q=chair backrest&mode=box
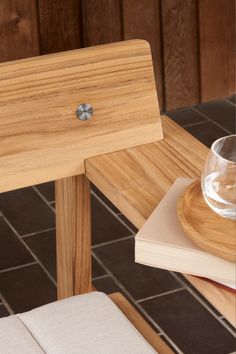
[0,40,162,193]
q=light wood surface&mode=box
[86,115,208,228]
[0,39,162,193]
[86,115,236,326]
[178,180,236,262]
[56,175,92,299]
[109,292,174,354]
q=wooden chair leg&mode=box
[55,174,92,299]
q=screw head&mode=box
[76,103,93,121]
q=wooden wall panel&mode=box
[0,0,234,110]
[122,0,164,109]
[162,0,200,110]
[199,0,235,102]
[81,0,122,46]
[0,0,39,62]
[37,0,82,54]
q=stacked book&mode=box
[135,178,236,292]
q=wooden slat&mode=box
[162,0,199,109]
[0,40,162,193]
[85,115,236,326]
[109,292,174,354]
[56,175,92,299]
[86,116,207,228]
[37,0,82,54]
[122,0,164,109]
[0,0,39,62]
[81,0,122,46]
[199,0,235,101]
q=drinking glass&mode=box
[201,135,236,220]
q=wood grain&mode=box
[56,175,92,299]
[199,0,235,101]
[0,40,162,193]
[109,292,174,354]
[178,180,236,262]
[122,0,164,109]
[37,0,82,54]
[86,115,236,325]
[81,0,122,46]
[0,0,39,62]
[86,115,208,229]
[162,0,199,109]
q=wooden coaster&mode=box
[177,180,236,262]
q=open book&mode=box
[135,178,236,289]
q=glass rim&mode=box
[211,134,236,163]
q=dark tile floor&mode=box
[0,96,235,354]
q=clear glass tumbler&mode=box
[201,135,236,220]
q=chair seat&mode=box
[0,292,156,354]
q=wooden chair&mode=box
[0,40,173,353]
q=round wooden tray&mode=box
[177,180,236,262]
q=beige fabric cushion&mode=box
[0,292,157,353]
[0,316,44,353]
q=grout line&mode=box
[217,317,236,337]
[91,190,135,235]
[21,227,55,239]
[137,287,185,303]
[0,262,37,274]
[0,292,14,315]
[1,213,57,287]
[92,274,109,281]
[170,272,235,335]
[225,98,236,107]
[92,252,183,354]
[182,120,208,128]
[92,235,134,249]
[32,186,55,214]
[191,107,232,134]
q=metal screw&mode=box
[76,103,93,121]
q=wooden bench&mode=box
[86,115,236,327]
[0,39,174,353]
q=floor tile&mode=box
[0,304,10,318]
[0,217,34,270]
[93,276,122,295]
[24,230,106,280]
[194,100,235,133]
[158,335,179,354]
[0,264,56,313]
[94,238,181,300]
[176,273,222,317]
[91,196,131,245]
[117,214,138,233]
[185,121,228,147]
[92,257,107,279]
[92,184,120,214]
[24,230,56,279]
[0,187,55,235]
[35,182,55,202]
[141,290,235,354]
[228,95,236,105]
[167,107,207,126]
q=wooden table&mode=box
[85,115,236,327]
